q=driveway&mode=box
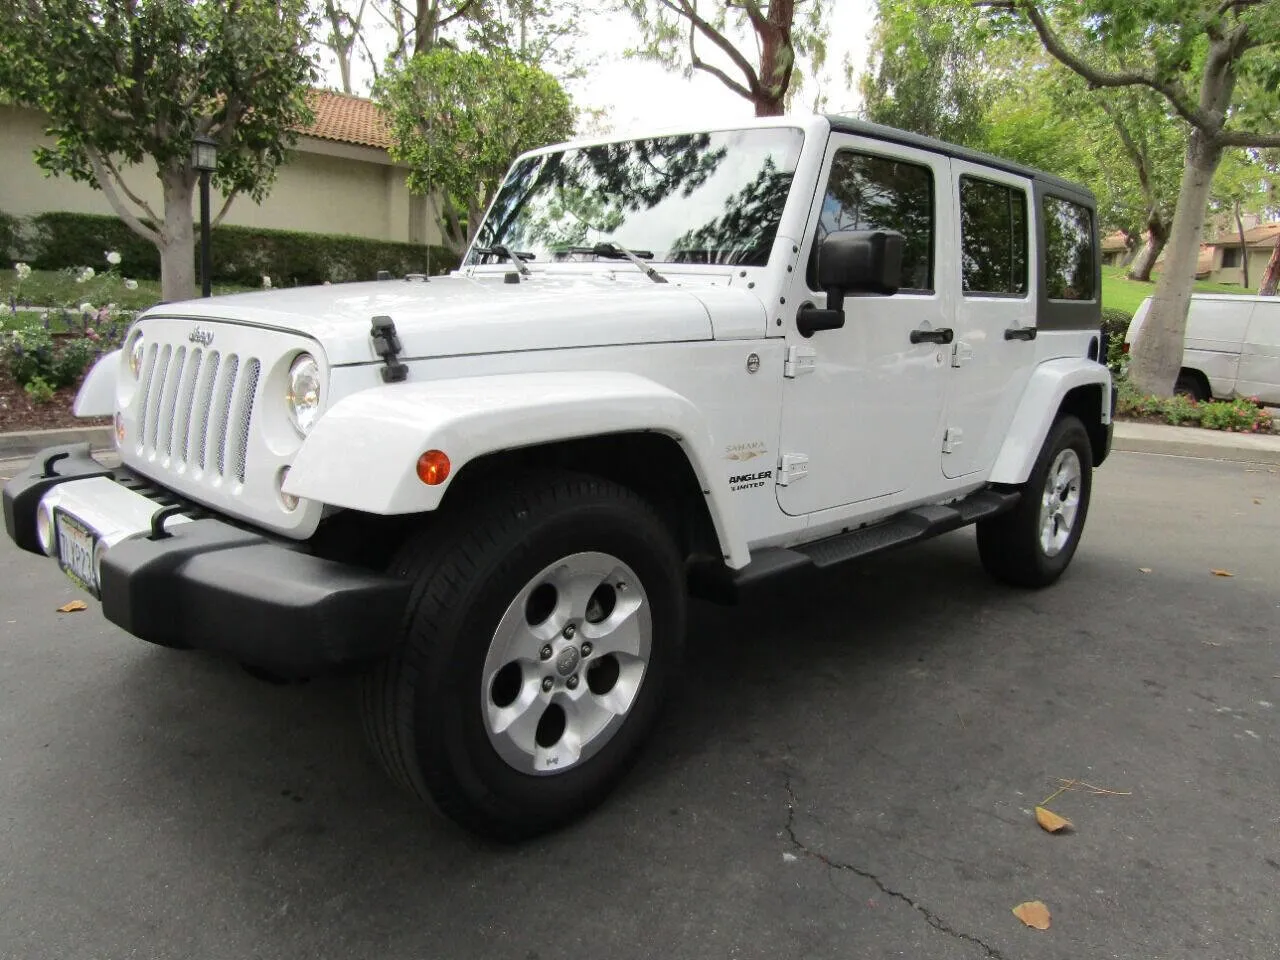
[1,452,1277,959]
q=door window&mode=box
[811,151,934,292]
[960,176,1028,297]
[1042,196,1095,300]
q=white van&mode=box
[1125,294,1280,403]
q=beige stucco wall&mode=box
[0,104,440,246]
[1207,247,1275,290]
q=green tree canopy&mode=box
[0,0,318,301]
[375,47,575,253]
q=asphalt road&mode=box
[1,451,1277,960]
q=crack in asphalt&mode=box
[783,777,1007,960]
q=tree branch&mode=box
[1217,0,1261,15]
[86,148,161,245]
[658,0,761,92]
[100,153,162,224]
[210,185,242,228]
[687,17,753,99]
[977,1,1208,130]
[1218,129,1280,148]
[437,0,477,29]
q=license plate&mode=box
[54,509,100,598]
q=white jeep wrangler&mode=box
[4,115,1114,839]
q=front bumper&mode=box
[4,444,409,676]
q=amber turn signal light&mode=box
[416,450,451,485]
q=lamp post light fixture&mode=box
[191,133,218,298]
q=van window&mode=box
[960,176,1028,296]
[1042,196,1095,300]
[812,151,934,292]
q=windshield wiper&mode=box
[567,242,668,284]
[473,244,533,277]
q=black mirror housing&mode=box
[797,230,905,337]
[816,230,903,297]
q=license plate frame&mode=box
[54,508,101,599]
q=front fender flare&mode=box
[284,370,750,567]
[73,349,121,417]
[989,359,1112,485]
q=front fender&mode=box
[73,349,121,417]
[284,370,750,567]
[989,358,1112,484]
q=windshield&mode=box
[469,127,805,268]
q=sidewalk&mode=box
[1112,421,1280,465]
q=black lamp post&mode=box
[191,133,218,298]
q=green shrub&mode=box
[2,325,57,386]
[1100,307,1132,341]
[11,210,458,287]
[1116,376,1274,433]
[1199,397,1272,433]
[0,211,20,267]
[24,375,55,404]
[1161,393,1201,426]
[1,314,120,389]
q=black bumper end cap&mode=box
[3,443,112,554]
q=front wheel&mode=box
[361,471,685,841]
[977,416,1093,588]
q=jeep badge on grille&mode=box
[189,327,214,346]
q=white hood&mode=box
[145,272,768,365]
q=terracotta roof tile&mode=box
[298,89,392,150]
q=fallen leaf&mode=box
[57,600,87,613]
[1013,901,1051,930]
[1211,569,1234,577]
[1035,806,1072,833]
[1254,498,1263,505]
[1138,567,1152,574]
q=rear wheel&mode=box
[977,416,1093,588]
[1175,371,1209,401]
[361,470,685,841]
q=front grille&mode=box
[135,343,261,484]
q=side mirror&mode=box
[797,230,905,337]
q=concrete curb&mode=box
[1113,421,1280,465]
[0,426,114,461]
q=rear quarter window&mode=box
[1042,196,1095,301]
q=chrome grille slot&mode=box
[157,346,187,458]
[211,354,240,479]
[134,343,159,448]
[194,351,221,471]
[145,344,172,453]
[174,349,203,466]
[230,359,260,484]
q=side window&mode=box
[1042,196,1095,300]
[960,176,1028,296]
[812,150,934,292]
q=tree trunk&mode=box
[1126,224,1167,283]
[1260,237,1280,297]
[1128,130,1223,396]
[337,46,354,94]
[755,0,794,117]
[159,168,196,302]
[1234,200,1249,289]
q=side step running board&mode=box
[688,488,1019,604]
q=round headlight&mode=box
[286,353,322,436]
[128,334,146,379]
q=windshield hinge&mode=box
[777,453,809,486]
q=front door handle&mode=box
[910,327,954,345]
[1004,326,1038,341]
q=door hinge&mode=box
[942,427,964,454]
[777,453,809,485]
[783,345,816,378]
[951,341,974,367]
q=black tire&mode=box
[1174,371,1208,401]
[977,416,1093,588]
[361,470,685,841]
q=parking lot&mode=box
[2,450,1277,960]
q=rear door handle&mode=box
[1004,326,1037,341]
[910,327,954,345]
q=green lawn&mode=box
[1101,266,1252,316]
[1,268,252,322]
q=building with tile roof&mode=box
[0,91,441,248]
[1202,221,1280,290]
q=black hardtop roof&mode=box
[826,115,1094,202]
